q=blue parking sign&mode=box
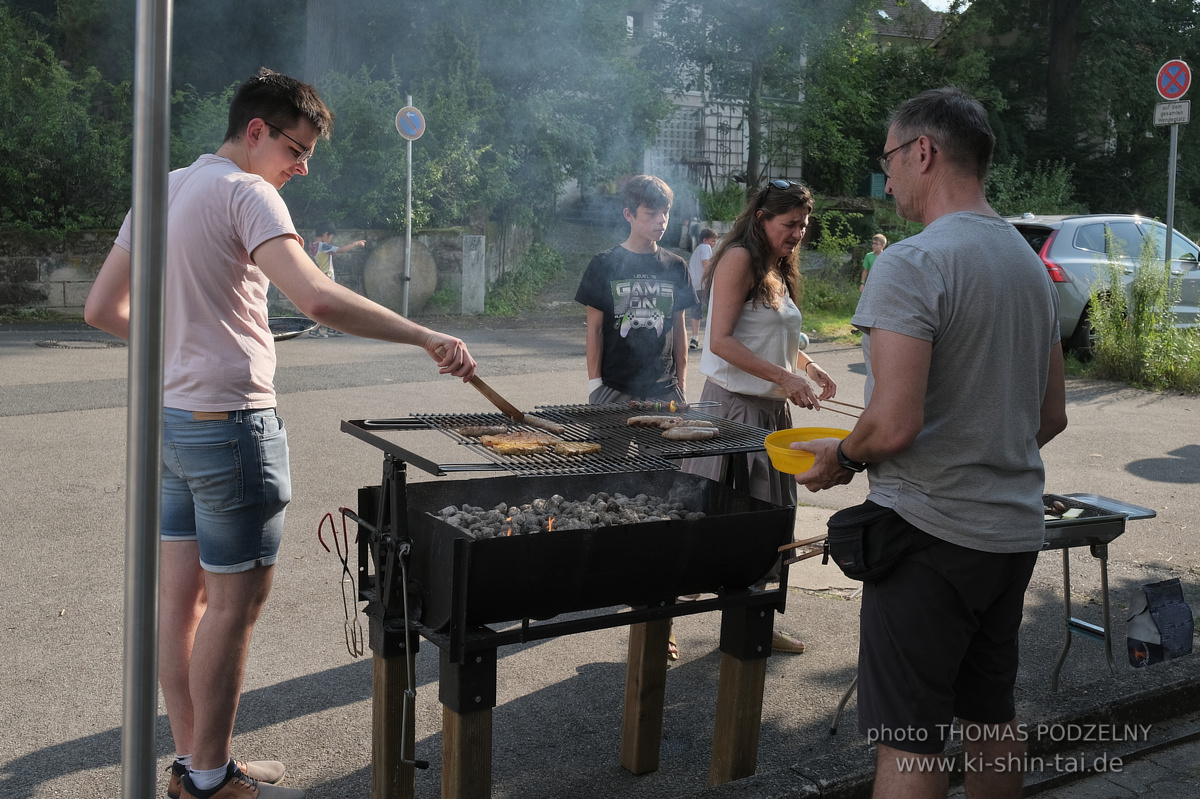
[395,106,426,140]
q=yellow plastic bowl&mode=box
[764,427,852,474]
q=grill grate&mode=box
[346,403,773,477]
[528,403,772,458]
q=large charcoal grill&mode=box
[341,403,793,798]
[364,469,789,637]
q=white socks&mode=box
[190,759,232,791]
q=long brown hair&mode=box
[703,180,812,309]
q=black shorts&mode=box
[857,533,1038,754]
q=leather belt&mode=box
[192,411,232,421]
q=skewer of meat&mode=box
[626,400,720,413]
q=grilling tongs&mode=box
[438,346,525,422]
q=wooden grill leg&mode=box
[439,648,497,799]
[708,604,772,786]
[708,652,767,786]
[620,618,672,774]
[442,706,492,799]
[372,649,417,799]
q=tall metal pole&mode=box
[403,93,413,317]
[1165,123,1179,265]
[123,0,171,797]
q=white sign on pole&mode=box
[1156,62,1188,264]
[1154,101,1190,126]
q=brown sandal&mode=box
[667,631,680,661]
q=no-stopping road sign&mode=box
[1157,60,1191,101]
[395,106,426,140]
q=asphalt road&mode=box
[1,319,1197,799]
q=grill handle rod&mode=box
[396,542,429,770]
[340,508,430,770]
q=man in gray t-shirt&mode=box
[796,88,1067,798]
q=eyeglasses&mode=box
[264,121,313,164]
[876,137,920,177]
[757,178,798,209]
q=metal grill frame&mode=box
[342,403,775,477]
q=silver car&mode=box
[1006,214,1200,358]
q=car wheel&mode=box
[1066,308,1096,361]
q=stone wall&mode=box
[3,224,534,317]
[0,231,111,314]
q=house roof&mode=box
[873,0,947,44]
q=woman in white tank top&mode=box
[682,179,837,655]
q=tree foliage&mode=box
[0,5,131,231]
[2,0,1198,240]
[937,0,1200,234]
[1,0,668,234]
[644,0,872,190]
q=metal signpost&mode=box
[395,101,426,317]
[1155,59,1191,264]
[125,1,171,797]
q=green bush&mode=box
[800,267,859,314]
[986,160,1086,217]
[1089,231,1200,393]
[0,6,132,232]
[697,183,747,222]
[812,209,862,258]
[868,200,924,246]
[484,243,565,316]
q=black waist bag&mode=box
[825,500,938,582]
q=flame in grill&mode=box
[505,516,512,537]
[547,516,554,532]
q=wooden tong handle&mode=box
[436,345,524,421]
[778,534,828,553]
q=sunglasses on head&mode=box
[757,178,798,209]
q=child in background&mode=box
[687,227,718,350]
[574,175,698,409]
[859,233,886,292]
[309,221,366,336]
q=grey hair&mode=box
[888,87,995,181]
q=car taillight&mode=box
[1039,230,1070,282]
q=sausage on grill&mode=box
[523,415,566,435]
[662,426,719,441]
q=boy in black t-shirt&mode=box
[575,175,698,404]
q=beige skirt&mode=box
[680,380,797,507]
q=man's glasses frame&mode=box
[876,137,921,178]
[264,121,313,164]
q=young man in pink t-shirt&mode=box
[85,69,476,799]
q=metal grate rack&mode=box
[343,403,773,477]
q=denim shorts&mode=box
[161,407,292,573]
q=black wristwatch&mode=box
[836,441,868,473]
